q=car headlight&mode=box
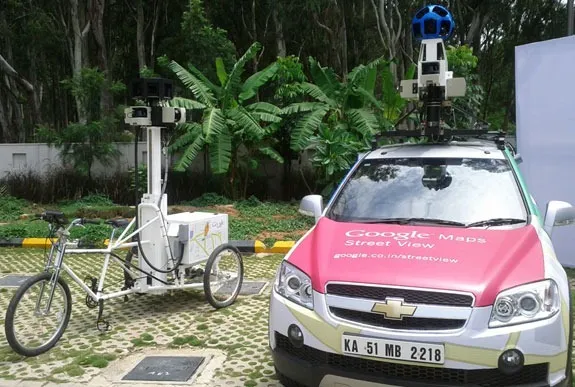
[489,279,560,328]
[274,260,314,310]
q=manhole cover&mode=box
[122,356,205,382]
[217,281,267,296]
[0,275,31,287]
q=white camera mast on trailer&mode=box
[3,78,245,357]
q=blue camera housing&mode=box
[411,4,455,41]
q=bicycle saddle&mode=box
[105,218,131,228]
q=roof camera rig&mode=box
[124,78,186,128]
[374,4,506,150]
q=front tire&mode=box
[5,272,72,357]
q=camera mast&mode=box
[373,5,505,149]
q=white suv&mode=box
[268,139,575,387]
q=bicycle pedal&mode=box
[97,319,111,332]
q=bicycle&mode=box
[4,209,244,357]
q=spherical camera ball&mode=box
[411,4,454,41]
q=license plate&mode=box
[341,334,445,365]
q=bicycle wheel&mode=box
[4,272,72,357]
[203,244,244,309]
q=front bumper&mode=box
[268,289,571,387]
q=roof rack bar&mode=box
[375,129,491,139]
[371,129,508,150]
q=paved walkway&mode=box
[0,249,283,386]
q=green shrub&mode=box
[184,192,234,207]
[0,195,29,222]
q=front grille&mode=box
[275,333,548,386]
[326,283,474,307]
[330,307,466,330]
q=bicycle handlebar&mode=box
[33,212,102,227]
[81,218,102,225]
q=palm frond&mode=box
[298,82,336,106]
[229,107,266,139]
[290,107,328,151]
[281,102,325,116]
[405,63,417,80]
[209,125,232,174]
[247,102,283,115]
[225,42,262,97]
[259,147,284,163]
[309,57,339,98]
[186,61,222,95]
[168,60,216,107]
[381,63,406,119]
[202,108,227,142]
[169,97,206,110]
[250,112,282,123]
[173,132,206,171]
[215,57,228,86]
[239,62,280,103]
[169,122,202,152]
[347,109,379,137]
[348,56,387,85]
[354,86,383,111]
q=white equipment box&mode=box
[166,212,229,266]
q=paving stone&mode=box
[0,249,285,387]
[0,274,32,287]
[0,380,22,387]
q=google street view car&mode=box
[268,5,575,387]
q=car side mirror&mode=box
[544,200,575,236]
[299,195,323,223]
[514,153,523,164]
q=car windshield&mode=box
[327,157,528,225]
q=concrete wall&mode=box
[0,141,308,182]
[0,142,147,177]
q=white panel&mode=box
[516,35,575,267]
[11,153,27,169]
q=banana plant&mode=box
[166,42,283,176]
[281,56,389,195]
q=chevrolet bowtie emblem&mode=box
[371,298,417,320]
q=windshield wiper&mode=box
[354,218,467,227]
[465,218,526,228]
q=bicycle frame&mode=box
[43,202,217,307]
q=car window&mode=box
[327,157,528,224]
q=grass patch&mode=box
[0,193,313,242]
[0,346,24,363]
[52,364,85,377]
[75,353,116,368]
[170,335,204,347]
[131,333,156,347]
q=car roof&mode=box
[362,140,507,161]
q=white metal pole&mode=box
[147,126,163,196]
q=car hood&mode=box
[287,217,545,307]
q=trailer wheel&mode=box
[203,244,244,309]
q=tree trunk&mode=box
[149,0,161,68]
[340,0,348,78]
[70,0,90,124]
[251,0,258,72]
[89,0,112,116]
[0,96,11,142]
[136,0,146,71]
[0,54,41,139]
[272,0,286,57]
